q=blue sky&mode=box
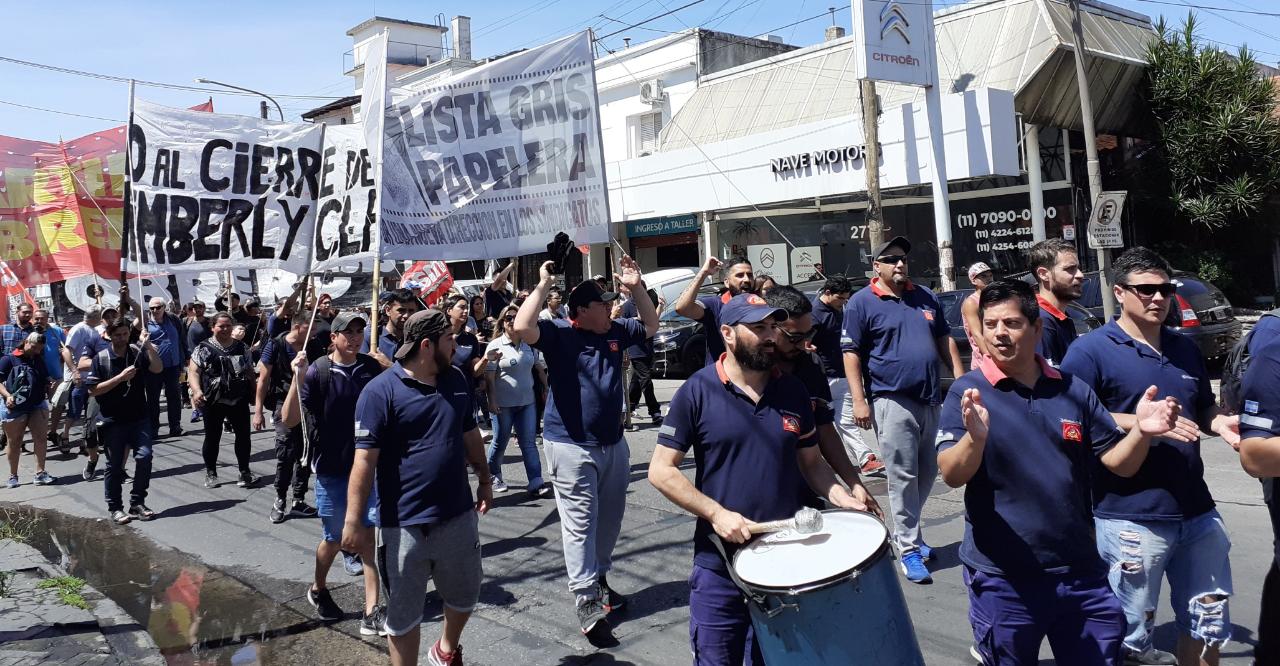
[2,0,1278,142]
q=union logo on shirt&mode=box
[609,340,620,352]
[922,308,935,321]
[782,415,801,433]
[1061,420,1083,442]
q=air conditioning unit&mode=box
[639,79,665,104]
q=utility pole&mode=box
[860,79,884,261]
[1069,0,1115,319]
[259,100,268,119]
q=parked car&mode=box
[937,288,1101,374]
[1075,270,1241,361]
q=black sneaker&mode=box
[307,586,343,621]
[291,500,318,517]
[128,504,156,521]
[81,458,97,481]
[599,575,627,613]
[269,499,286,524]
[168,427,184,438]
[237,472,256,488]
[575,596,608,635]
[204,472,219,488]
[359,605,387,636]
[650,414,663,426]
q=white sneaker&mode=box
[491,479,509,493]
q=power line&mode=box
[0,99,123,123]
[596,0,709,41]
[0,55,343,101]
[1129,0,1280,16]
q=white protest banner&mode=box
[126,100,324,274]
[377,31,609,260]
[313,124,377,271]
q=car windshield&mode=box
[660,308,692,322]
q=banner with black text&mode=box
[126,100,324,274]
[313,123,377,271]
[377,31,609,260]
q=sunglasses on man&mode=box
[1120,283,1176,298]
[876,255,908,264]
[780,328,817,343]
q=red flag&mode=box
[401,260,454,307]
[0,260,35,323]
[0,101,214,286]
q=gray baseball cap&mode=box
[331,311,367,333]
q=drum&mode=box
[731,510,924,665]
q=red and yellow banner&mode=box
[0,100,212,286]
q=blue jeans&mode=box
[101,419,153,512]
[1095,510,1233,652]
[486,402,542,488]
[145,365,182,432]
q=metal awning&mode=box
[658,0,1155,151]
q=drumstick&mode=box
[747,507,824,535]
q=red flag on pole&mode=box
[401,261,454,307]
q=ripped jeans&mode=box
[1095,510,1233,654]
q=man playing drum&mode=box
[648,293,863,664]
[935,280,1182,665]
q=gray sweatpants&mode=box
[872,393,940,554]
[544,436,629,598]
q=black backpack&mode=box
[300,353,375,468]
[1219,308,1280,413]
[199,341,254,406]
[4,359,37,411]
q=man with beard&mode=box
[513,255,658,638]
[649,293,866,663]
[842,236,963,584]
[0,303,35,357]
[1027,238,1085,368]
[675,256,755,365]
[765,286,881,516]
[937,279,1180,665]
[361,289,419,368]
[344,309,492,666]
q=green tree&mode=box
[1140,14,1280,229]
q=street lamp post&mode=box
[194,78,285,121]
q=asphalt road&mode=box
[2,378,1271,665]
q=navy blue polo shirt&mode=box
[620,300,652,359]
[1062,321,1215,520]
[840,279,950,404]
[1248,313,1280,355]
[698,293,731,365]
[535,317,647,445]
[937,357,1124,577]
[1238,337,1280,562]
[789,352,835,427]
[810,297,845,378]
[302,354,383,477]
[1036,295,1078,368]
[658,357,817,571]
[353,363,477,528]
[359,328,401,360]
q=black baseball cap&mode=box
[393,309,451,360]
[871,236,911,261]
[567,280,619,316]
[331,311,367,333]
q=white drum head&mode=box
[733,510,888,589]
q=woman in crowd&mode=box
[469,294,493,342]
[188,313,257,489]
[540,287,568,321]
[1,332,53,487]
[483,304,550,497]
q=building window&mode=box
[630,111,663,157]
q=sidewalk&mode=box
[0,537,161,666]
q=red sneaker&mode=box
[428,640,463,666]
[860,454,886,476]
